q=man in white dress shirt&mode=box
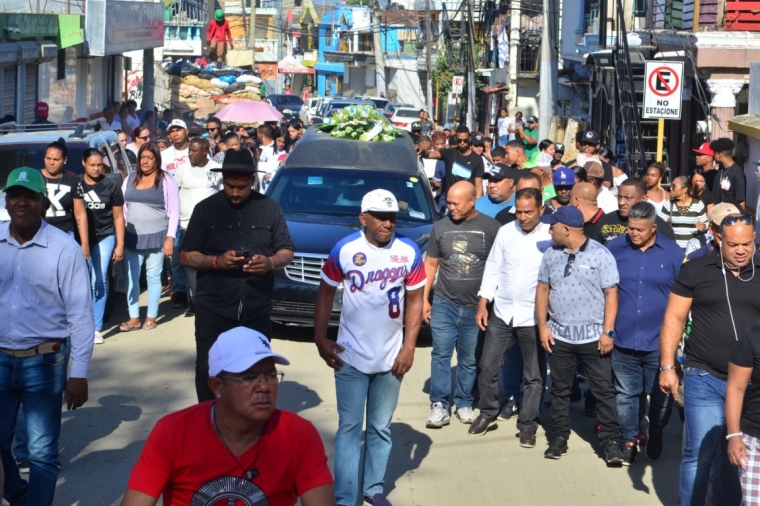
[468,188,553,447]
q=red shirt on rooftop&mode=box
[207,19,233,45]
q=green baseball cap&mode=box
[215,9,224,21]
[5,167,46,195]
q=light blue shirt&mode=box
[475,194,515,218]
[0,220,94,378]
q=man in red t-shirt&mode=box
[206,9,234,68]
[120,327,335,506]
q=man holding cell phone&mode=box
[181,149,295,402]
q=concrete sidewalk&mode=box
[49,293,680,505]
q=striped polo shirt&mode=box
[658,198,708,249]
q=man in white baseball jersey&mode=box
[314,189,426,506]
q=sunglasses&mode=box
[564,253,576,278]
[456,138,470,144]
[722,215,753,227]
[137,135,151,141]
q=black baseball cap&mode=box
[526,116,538,124]
[484,163,517,181]
[554,143,565,153]
[582,130,601,145]
[472,134,486,146]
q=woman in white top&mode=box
[496,108,514,147]
[127,126,151,158]
[643,162,670,214]
[658,176,708,250]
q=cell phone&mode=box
[235,250,250,259]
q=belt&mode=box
[0,339,65,358]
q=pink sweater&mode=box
[121,171,181,239]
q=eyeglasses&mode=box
[722,215,753,227]
[456,138,470,144]
[221,371,284,387]
[564,253,576,278]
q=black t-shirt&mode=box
[495,203,552,225]
[697,188,714,208]
[78,174,125,242]
[712,163,746,207]
[41,171,84,233]
[592,211,676,245]
[181,191,295,320]
[426,213,501,308]
[671,251,760,380]
[583,208,606,238]
[730,326,760,438]
[437,148,485,194]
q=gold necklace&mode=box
[212,403,264,481]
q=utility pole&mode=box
[425,0,434,119]
[538,0,557,139]
[142,49,154,115]
[249,0,257,69]
[373,8,387,97]
[465,0,477,131]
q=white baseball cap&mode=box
[208,327,290,377]
[168,119,187,130]
[361,189,399,213]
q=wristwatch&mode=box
[603,330,616,339]
[660,365,676,372]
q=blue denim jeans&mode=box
[170,227,187,294]
[498,135,510,147]
[0,340,70,506]
[88,235,115,331]
[611,347,673,444]
[680,367,741,506]
[334,363,402,506]
[126,247,164,319]
[12,408,28,462]
[429,295,480,411]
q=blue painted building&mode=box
[314,7,352,97]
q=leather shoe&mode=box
[519,428,537,448]
[544,437,568,459]
[467,415,496,437]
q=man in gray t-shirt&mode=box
[422,182,500,428]
[535,205,624,466]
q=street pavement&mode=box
[50,291,681,505]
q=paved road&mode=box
[50,292,681,505]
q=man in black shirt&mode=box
[660,214,760,506]
[419,125,485,199]
[709,137,746,209]
[593,177,676,244]
[181,149,295,402]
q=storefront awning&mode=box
[728,114,760,139]
[278,54,315,74]
[314,62,344,73]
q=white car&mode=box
[300,97,320,125]
[389,107,421,132]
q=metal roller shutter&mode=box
[348,66,366,94]
[24,64,38,123]
[2,67,16,118]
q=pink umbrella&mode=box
[215,100,282,124]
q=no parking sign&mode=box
[643,61,684,120]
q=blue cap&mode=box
[552,166,575,186]
[541,205,584,228]
[443,123,453,131]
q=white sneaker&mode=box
[426,402,450,428]
[456,406,476,424]
[94,331,104,345]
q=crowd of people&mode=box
[3,95,760,506]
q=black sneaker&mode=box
[172,292,188,309]
[16,460,30,474]
[185,302,196,317]
[646,427,664,462]
[497,396,519,421]
[622,442,638,466]
[604,440,625,466]
[544,437,568,459]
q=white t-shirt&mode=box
[173,160,222,229]
[321,230,427,374]
[597,186,619,214]
[101,120,120,131]
[497,117,514,139]
[161,146,190,175]
[126,114,141,132]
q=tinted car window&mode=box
[270,95,305,107]
[0,143,87,191]
[269,168,433,223]
[396,109,420,119]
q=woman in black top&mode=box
[727,326,760,502]
[40,138,89,259]
[79,149,125,343]
[691,167,715,215]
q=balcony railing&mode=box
[166,0,207,25]
[519,32,540,75]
